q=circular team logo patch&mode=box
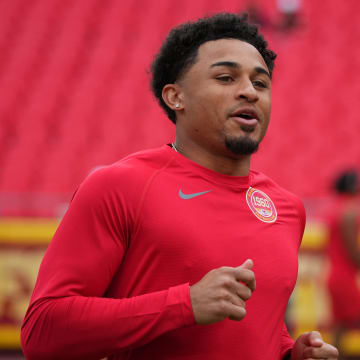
[246,187,277,223]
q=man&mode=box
[327,170,360,358]
[21,13,338,360]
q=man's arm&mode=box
[21,167,257,360]
[21,168,195,359]
[281,323,294,359]
[22,284,193,360]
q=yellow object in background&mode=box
[301,222,328,251]
[0,217,52,350]
[0,217,58,245]
[0,325,21,349]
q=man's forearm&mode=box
[21,284,194,360]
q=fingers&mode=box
[227,304,246,321]
[218,274,252,304]
[220,287,247,308]
[302,342,339,359]
[235,282,252,301]
[299,331,339,359]
[239,258,254,270]
[234,260,256,292]
[189,261,256,325]
[301,331,324,348]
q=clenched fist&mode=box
[189,259,256,325]
[291,331,339,360]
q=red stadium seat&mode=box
[1,0,360,209]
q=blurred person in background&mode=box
[21,13,338,360]
[327,170,360,359]
[276,0,302,31]
[245,0,272,28]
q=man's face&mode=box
[176,39,272,156]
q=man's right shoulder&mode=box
[77,146,171,196]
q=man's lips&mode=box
[228,107,259,127]
[229,116,258,127]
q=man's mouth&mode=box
[229,110,258,128]
[230,108,259,121]
[236,113,254,120]
[228,106,259,131]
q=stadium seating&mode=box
[0,0,360,213]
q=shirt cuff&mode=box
[168,283,195,327]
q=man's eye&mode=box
[217,76,234,83]
[253,80,267,88]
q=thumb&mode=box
[301,331,324,348]
[308,331,324,347]
[239,259,254,270]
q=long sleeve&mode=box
[280,322,294,359]
[21,166,195,360]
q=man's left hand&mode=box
[291,331,339,359]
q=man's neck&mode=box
[173,138,251,177]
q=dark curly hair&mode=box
[151,12,277,123]
[335,170,359,194]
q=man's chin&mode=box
[224,136,259,155]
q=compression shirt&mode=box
[21,145,306,360]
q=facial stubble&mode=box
[224,135,259,155]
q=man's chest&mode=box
[120,175,300,298]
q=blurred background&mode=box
[0,0,360,358]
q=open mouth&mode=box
[230,110,258,130]
[230,108,258,121]
[236,113,254,120]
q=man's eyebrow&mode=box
[210,61,271,79]
[255,66,271,79]
[210,61,239,69]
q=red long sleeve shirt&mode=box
[21,145,305,359]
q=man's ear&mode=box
[162,84,184,111]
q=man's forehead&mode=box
[196,38,267,70]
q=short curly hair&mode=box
[150,12,277,123]
[335,170,359,194]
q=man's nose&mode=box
[235,79,259,102]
